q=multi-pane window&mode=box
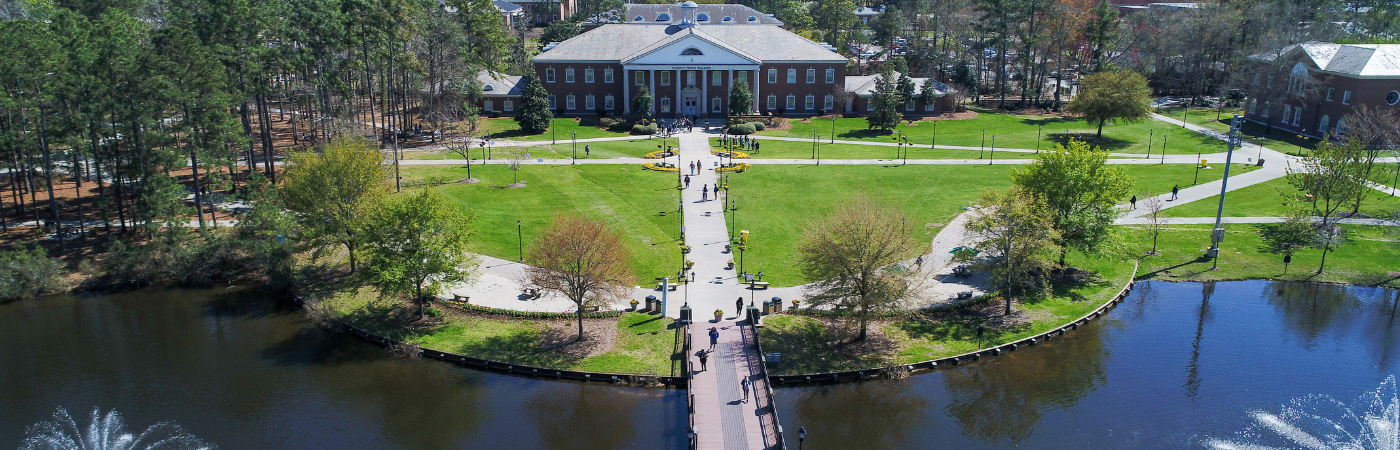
[905,100,915,111]
[504,100,513,111]
[825,69,835,83]
[1248,99,1256,114]
[1326,88,1335,101]
[787,69,797,83]
[1293,107,1301,125]
[1343,91,1352,105]
[768,69,777,83]
[635,71,645,85]
[925,100,935,111]
[804,95,814,109]
[585,95,595,110]
[546,68,556,82]
[604,68,614,83]
[585,68,595,83]
[806,69,816,83]
[712,97,721,112]
[738,72,747,84]
[566,95,576,109]
[605,95,615,110]
[565,68,575,82]
[661,97,671,112]
[712,71,722,86]
[823,95,834,110]
[548,95,557,109]
[1282,104,1291,122]
[686,71,695,86]
[661,71,671,86]
[767,95,776,109]
[484,100,494,111]
[785,95,796,109]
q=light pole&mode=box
[831,114,836,143]
[1146,129,1154,159]
[1207,115,1242,270]
[815,136,821,166]
[517,220,523,262]
[811,131,817,159]
[902,136,908,165]
[931,120,937,150]
[1160,132,1167,164]
[988,135,995,165]
[979,130,986,158]
[571,131,577,164]
[1036,124,1042,153]
[1193,151,1202,185]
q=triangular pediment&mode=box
[622,28,760,65]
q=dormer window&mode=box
[657,13,670,21]
[634,15,643,21]
[748,16,757,22]
[483,84,494,92]
[723,16,732,22]
[681,47,703,56]
[697,13,709,21]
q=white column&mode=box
[701,70,708,118]
[753,68,761,114]
[676,70,682,118]
[649,69,656,117]
[623,67,631,115]
[727,69,734,117]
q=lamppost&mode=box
[1207,115,1242,270]
[892,130,902,160]
[552,122,556,144]
[517,220,523,262]
[1146,129,1154,159]
[979,130,986,158]
[988,135,995,165]
[1160,132,1167,164]
[1194,151,1202,185]
[831,113,837,143]
[815,136,822,166]
[571,131,577,164]
[931,120,937,149]
[798,427,807,450]
[1036,124,1042,153]
[902,135,909,165]
[811,130,817,159]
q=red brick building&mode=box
[525,1,952,120]
[1243,41,1400,139]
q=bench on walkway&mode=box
[748,281,770,290]
[655,282,678,291]
[447,295,470,307]
[952,265,971,278]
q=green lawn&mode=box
[757,108,1228,155]
[713,137,987,160]
[1156,106,1322,155]
[1161,176,1400,218]
[480,117,634,141]
[759,253,1136,375]
[323,289,679,375]
[405,138,666,160]
[726,163,1254,287]
[398,164,684,282]
[1123,223,1400,288]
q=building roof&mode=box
[844,72,948,97]
[854,6,882,16]
[477,71,523,96]
[623,3,783,25]
[1270,41,1400,78]
[492,0,523,13]
[534,23,846,63]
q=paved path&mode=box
[676,129,781,450]
[399,155,1217,166]
[436,254,662,312]
[1115,216,1398,226]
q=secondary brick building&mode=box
[527,1,952,120]
[1242,41,1400,139]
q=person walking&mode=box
[702,185,709,201]
[584,144,590,158]
[741,377,750,403]
[708,327,719,350]
[689,161,695,175]
[1171,185,1180,201]
[1129,194,1137,210]
[697,349,709,371]
[736,297,744,316]
[684,175,691,188]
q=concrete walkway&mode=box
[1115,216,1398,226]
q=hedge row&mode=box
[783,291,999,320]
[445,301,623,319]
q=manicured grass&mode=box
[404,138,665,160]
[757,108,1228,155]
[1157,106,1323,154]
[481,117,634,141]
[1122,223,1400,288]
[759,253,1136,375]
[1161,176,1400,218]
[725,163,1254,286]
[323,289,679,375]
[711,137,987,160]
[398,164,684,282]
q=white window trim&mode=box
[503,100,513,112]
[787,69,797,83]
[566,95,576,110]
[1343,90,1352,105]
[1326,88,1334,101]
[823,95,834,110]
[661,71,671,86]
[548,95,557,109]
[605,95,615,110]
[825,69,836,83]
[686,71,695,87]
[806,69,816,83]
[925,100,935,112]
[585,68,595,83]
[712,71,722,86]
[768,69,777,83]
[1292,107,1301,126]
[634,71,645,86]
[565,68,575,83]
[661,97,671,112]
[546,68,556,83]
[804,95,814,110]
[585,94,595,110]
[484,100,494,111]
[785,95,796,109]
[712,97,721,112]
[905,100,915,111]
[604,68,614,83]
[767,95,776,109]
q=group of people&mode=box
[1127,185,1181,210]
[720,134,760,153]
[661,117,697,135]
[695,326,754,404]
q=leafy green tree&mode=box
[0,245,68,301]
[633,85,653,118]
[539,18,580,49]
[281,137,388,273]
[920,78,940,109]
[1011,139,1133,265]
[1065,70,1152,139]
[1256,211,1313,274]
[363,189,479,318]
[1082,0,1121,73]
[963,188,1059,315]
[797,196,922,340]
[811,0,864,57]
[866,71,903,131]
[516,75,553,134]
[729,78,753,117]
[897,73,916,104]
[870,6,905,46]
[1287,138,1369,274]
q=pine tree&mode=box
[729,78,753,117]
[516,75,553,134]
[866,72,903,131]
[633,86,653,118]
[1083,1,1121,73]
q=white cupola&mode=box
[679,1,698,28]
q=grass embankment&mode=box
[480,118,633,141]
[1155,106,1323,155]
[726,164,1254,287]
[405,138,666,160]
[757,108,1228,155]
[713,137,987,160]
[321,287,678,375]
[759,254,1136,375]
[1121,224,1400,287]
[398,165,683,282]
[1161,176,1400,218]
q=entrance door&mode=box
[684,97,698,116]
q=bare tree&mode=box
[963,188,1059,316]
[444,138,479,183]
[797,195,924,341]
[1142,195,1164,256]
[1287,138,1368,274]
[520,214,637,341]
[1336,105,1400,213]
[505,147,527,186]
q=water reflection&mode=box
[941,321,1109,445]
[1184,281,1216,399]
[782,379,929,449]
[1266,282,1363,347]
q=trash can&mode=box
[762,300,773,314]
[771,297,783,312]
[645,295,658,312]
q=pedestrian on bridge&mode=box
[709,327,719,350]
[736,298,744,316]
[685,175,691,188]
[741,378,750,403]
[697,349,709,371]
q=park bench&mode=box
[655,282,678,291]
[749,281,771,290]
[952,265,971,278]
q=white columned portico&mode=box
[701,70,708,118]
[623,69,631,114]
[649,69,656,116]
[753,69,760,114]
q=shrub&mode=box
[0,246,67,301]
[425,307,444,317]
[749,121,766,131]
[727,122,756,135]
[772,117,788,129]
[631,123,658,135]
[607,119,633,132]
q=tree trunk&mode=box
[577,308,585,341]
[1097,119,1106,139]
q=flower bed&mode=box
[711,149,750,159]
[643,150,676,159]
[643,162,679,172]
[716,163,750,173]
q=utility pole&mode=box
[1206,115,1242,270]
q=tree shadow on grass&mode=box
[760,316,896,375]
[836,128,897,140]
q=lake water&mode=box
[3,281,1397,449]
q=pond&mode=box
[0,289,687,449]
[773,280,1400,449]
